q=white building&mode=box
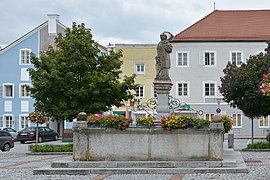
[170,10,270,137]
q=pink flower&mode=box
[166,128,170,131]
[193,126,197,129]
[97,114,102,120]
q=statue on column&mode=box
[155,32,173,81]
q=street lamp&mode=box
[212,97,223,122]
[216,97,222,114]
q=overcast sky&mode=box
[1,0,270,47]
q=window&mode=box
[135,64,145,75]
[20,49,31,65]
[19,83,30,98]
[3,84,14,98]
[151,85,157,98]
[3,115,14,128]
[177,52,189,67]
[232,113,242,128]
[231,51,243,66]
[20,115,29,129]
[205,113,214,121]
[204,82,215,97]
[21,68,30,81]
[177,82,189,97]
[204,52,215,66]
[135,85,144,98]
[259,116,269,128]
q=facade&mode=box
[170,10,270,137]
[0,15,108,134]
[0,14,66,132]
[114,44,157,119]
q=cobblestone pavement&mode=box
[0,139,269,180]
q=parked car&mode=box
[17,127,59,144]
[0,130,15,151]
[2,128,17,140]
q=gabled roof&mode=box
[0,21,66,54]
[172,10,270,42]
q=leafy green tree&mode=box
[28,22,138,121]
[219,42,270,142]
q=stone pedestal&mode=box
[73,127,224,161]
[209,122,224,160]
[153,79,173,117]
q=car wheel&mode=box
[54,135,58,141]
[20,141,25,144]
[38,136,43,143]
[3,143,10,151]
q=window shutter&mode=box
[199,52,204,65]
[0,116,3,127]
[0,85,2,98]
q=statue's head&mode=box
[160,33,167,40]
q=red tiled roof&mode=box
[172,10,270,42]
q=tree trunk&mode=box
[36,123,39,145]
[251,118,254,144]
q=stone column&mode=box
[154,79,173,118]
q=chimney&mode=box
[47,14,59,35]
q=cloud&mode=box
[1,0,270,47]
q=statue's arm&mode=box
[165,43,173,53]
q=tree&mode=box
[219,42,270,143]
[28,22,138,121]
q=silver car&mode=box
[0,130,15,151]
[2,128,17,140]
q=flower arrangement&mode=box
[159,115,210,130]
[136,116,155,127]
[260,68,270,96]
[28,111,48,124]
[87,114,132,130]
[220,115,233,133]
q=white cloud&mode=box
[1,0,270,47]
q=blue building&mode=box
[0,14,66,132]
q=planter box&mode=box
[73,121,224,161]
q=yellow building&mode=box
[113,44,157,118]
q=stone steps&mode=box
[33,149,248,175]
[51,160,236,168]
[34,166,248,175]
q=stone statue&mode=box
[155,33,173,80]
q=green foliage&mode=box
[30,144,73,152]
[219,42,270,119]
[87,114,132,130]
[221,115,233,133]
[28,22,138,121]
[247,141,270,149]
